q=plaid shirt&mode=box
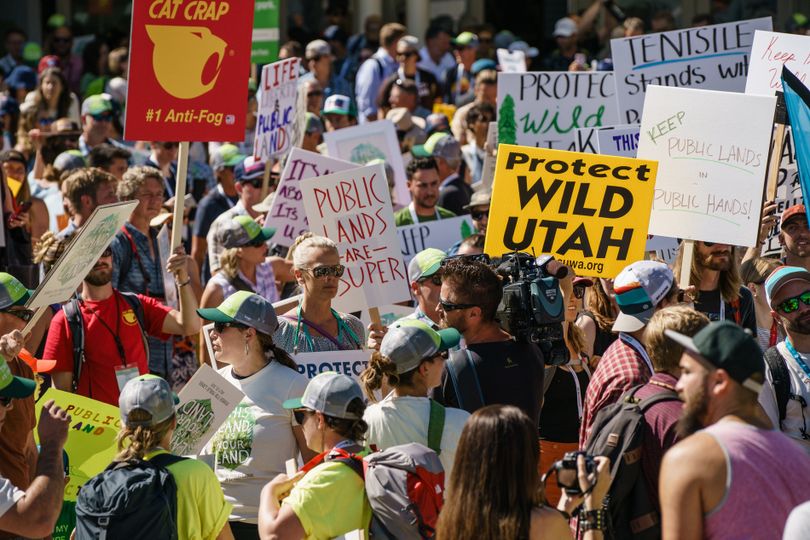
[579,334,653,447]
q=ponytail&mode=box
[360,351,399,402]
[115,410,174,462]
[257,332,299,371]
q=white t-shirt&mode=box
[759,342,810,453]
[208,360,308,523]
[363,394,470,478]
[0,476,23,518]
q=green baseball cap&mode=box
[81,94,113,116]
[0,273,32,311]
[411,132,459,160]
[452,31,479,48]
[0,355,36,398]
[380,320,460,374]
[408,248,446,283]
[197,290,279,335]
[211,144,245,170]
[283,371,364,420]
[217,215,276,249]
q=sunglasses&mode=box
[304,265,346,278]
[419,273,442,286]
[439,297,477,312]
[0,396,12,408]
[573,285,586,299]
[6,308,33,322]
[293,408,312,425]
[777,290,810,314]
[213,321,248,333]
[471,210,489,221]
[307,90,324,98]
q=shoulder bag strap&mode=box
[64,299,85,394]
[764,346,792,425]
[445,349,485,412]
[120,292,150,366]
[427,399,445,455]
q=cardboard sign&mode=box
[398,215,474,263]
[763,126,802,256]
[323,120,409,207]
[300,163,411,311]
[35,389,121,502]
[253,57,300,160]
[497,72,619,151]
[746,30,810,95]
[125,0,254,141]
[596,124,641,157]
[637,86,775,246]
[170,364,244,457]
[611,17,772,124]
[251,0,279,64]
[26,201,137,309]
[497,48,526,73]
[294,350,369,382]
[156,223,177,309]
[484,145,658,278]
[266,148,356,247]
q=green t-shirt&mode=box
[394,206,456,226]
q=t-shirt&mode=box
[194,187,238,281]
[283,459,372,540]
[0,477,22,518]
[694,287,756,335]
[759,342,810,452]
[208,360,308,523]
[45,292,172,406]
[363,395,469,478]
[539,366,590,443]
[393,206,456,226]
[0,357,36,493]
[145,450,232,540]
[432,341,545,428]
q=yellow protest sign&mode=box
[484,144,657,278]
[432,102,456,122]
[34,388,121,501]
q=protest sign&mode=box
[611,17,772,124]
[596,124,641,157]
[170,364,244,457]
[398,215,474,263]
[251,0,279,63]
[324,120,409,206]
[300,163,411,312]
[746,30,810,95]
[637,86,775,246]
[26,201,137,309]
[497,72,619,151]
[433,102,457,122]
[266,148,356,247]
[763,126,802,256]
[125,0,254,141]
[571,127,599,154]
[254,57,300,161]
[484,145,658,278]
[294,350,369,382]
[481,121,498,187]
[157,223,178,309]
[497,48,526,73]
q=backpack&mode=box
[63,292,148,393]
[75,453,186,540]
[584,385,680,540]
[764,346,793,427]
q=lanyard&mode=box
[718,299,725,321]
[217,184,236,209]
[619,333,655,375]
[784,339,810,380]
[565,359,591,420]
[454,65,466,102]
[292,307,361,354]
[81,293,127,366]
[413,308,438,330]
[407,202,439,224]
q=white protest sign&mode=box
[481,121,498,188]
[26,201,137,309]
[156,223,177,309]
[746,30,810,95]
[254,57,300,160]
[612,17,772,123]
[266,148,356,247]
[763,126,802,256]
[300,163,410,312]
[294,350,369,382]
[202,322,217,370]
[597,124,641,157]
[637,85,775,246]
[170,364,244,457]
[497,48,526,73]
[497,71,618,151]
[398,215,474,263]
[324,120,409,206]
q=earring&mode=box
[244,340,250,355]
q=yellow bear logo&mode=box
[122,309,138,326]
[146,25,227,99]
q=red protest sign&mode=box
[125,0,254,141]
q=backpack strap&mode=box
[149,453,188,469]
[427,399,445,455]
[119,292,151,366]
[445,349,485,412]
[764,346,791,426]
[636,387,680,410]
[63,299,85,394]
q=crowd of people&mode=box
[0,4,809,540]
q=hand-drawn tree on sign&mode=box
[498,94,517,145]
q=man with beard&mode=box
[660,321,810,539]
[393,157,456,226]
[760,266,810,451]
[674,240,756,335]
[779,205,810,271]
[45,244,201,405]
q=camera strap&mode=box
[619,333,654,375]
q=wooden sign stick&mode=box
[170,141,190,250]
[21,306,47,341]
[679,240,695,290]
[368,306,382,327]
[766,92,788,203]
[261,157,274,200]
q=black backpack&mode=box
[75,453,186,540]
[584,385,680,539]
[763,346,794,428]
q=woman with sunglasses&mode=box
[274,235,364,354]
[199,291,313,540]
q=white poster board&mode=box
[763,126,802,256]
[596,124,641,157]
[156,223,177,309]
[26,200,137,309]
[746,30,810,95]
[323,120,409,206]
[300,163,411,312]
[612,17,772,123]
[266,148,357,247]
[170,364,244,457]
[497,71,619,151]
[497,48,526,73]
[398,215,474,263]
[294,350,369,383]
[254,57,300,160]
[637,85,776,246]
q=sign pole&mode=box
[21,306,46,340]
[261,157,274,200]
[679,240,695,290]
[171,141,190,250]
[368,306,382,327]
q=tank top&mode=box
[581,311,617,357]
[702,421,810,540]
[210,262,278,303]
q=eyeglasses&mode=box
[6,308,33,322]
[213,321,248,333]
[471,210,489,221]
[573,285,586,299]
[293,408,312,425]
[702,242,716,247]
[419,273,442,286]
[303,265,346,278]
[0,396,12,408]
[307,90,324,98]
[777,290,810,314]
[439,297,477,312]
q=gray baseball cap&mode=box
[380,319,461,374]
[217,214,276,249]
[412,132,460,160]
[118,375,178,427]
[197,290,279,335]
[283,372,364,420]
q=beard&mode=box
[699,250,732,271]
[677,380,710,438]
[786,312,810,335]
[84,266,112,286]
[415,194,437,209]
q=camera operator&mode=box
[431,257,545,427]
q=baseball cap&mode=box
[463,190,492,211]
[118,374,177,427]
[217,215,276,249]
[53,150,86,172]
[81,94,113,116]
[493,30,516,49]
[397,35,420,53]
[408,248,446,282]
[425,113,450,137]
[22,43,41,64]
[380,319,461,374]
[282,371,364,420]
[211,144,245,170]
[323,94,353,116]
[197,290,279,335]
[452,31,479,48]
[509,40,539,58]
[234,156,265,182]
[764,265,810,309]
[553,17,578,38]
[0,273,32,310]
[5,66,36,91]
[37,54,60,74]
[412,132,460,160]
[306,39,332,59]
[665,321,765,394]
[323,25,348,44]
[471,58,497,76]
[612,260,674,332]
[0,356,36,399]
[781,204,807,227]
